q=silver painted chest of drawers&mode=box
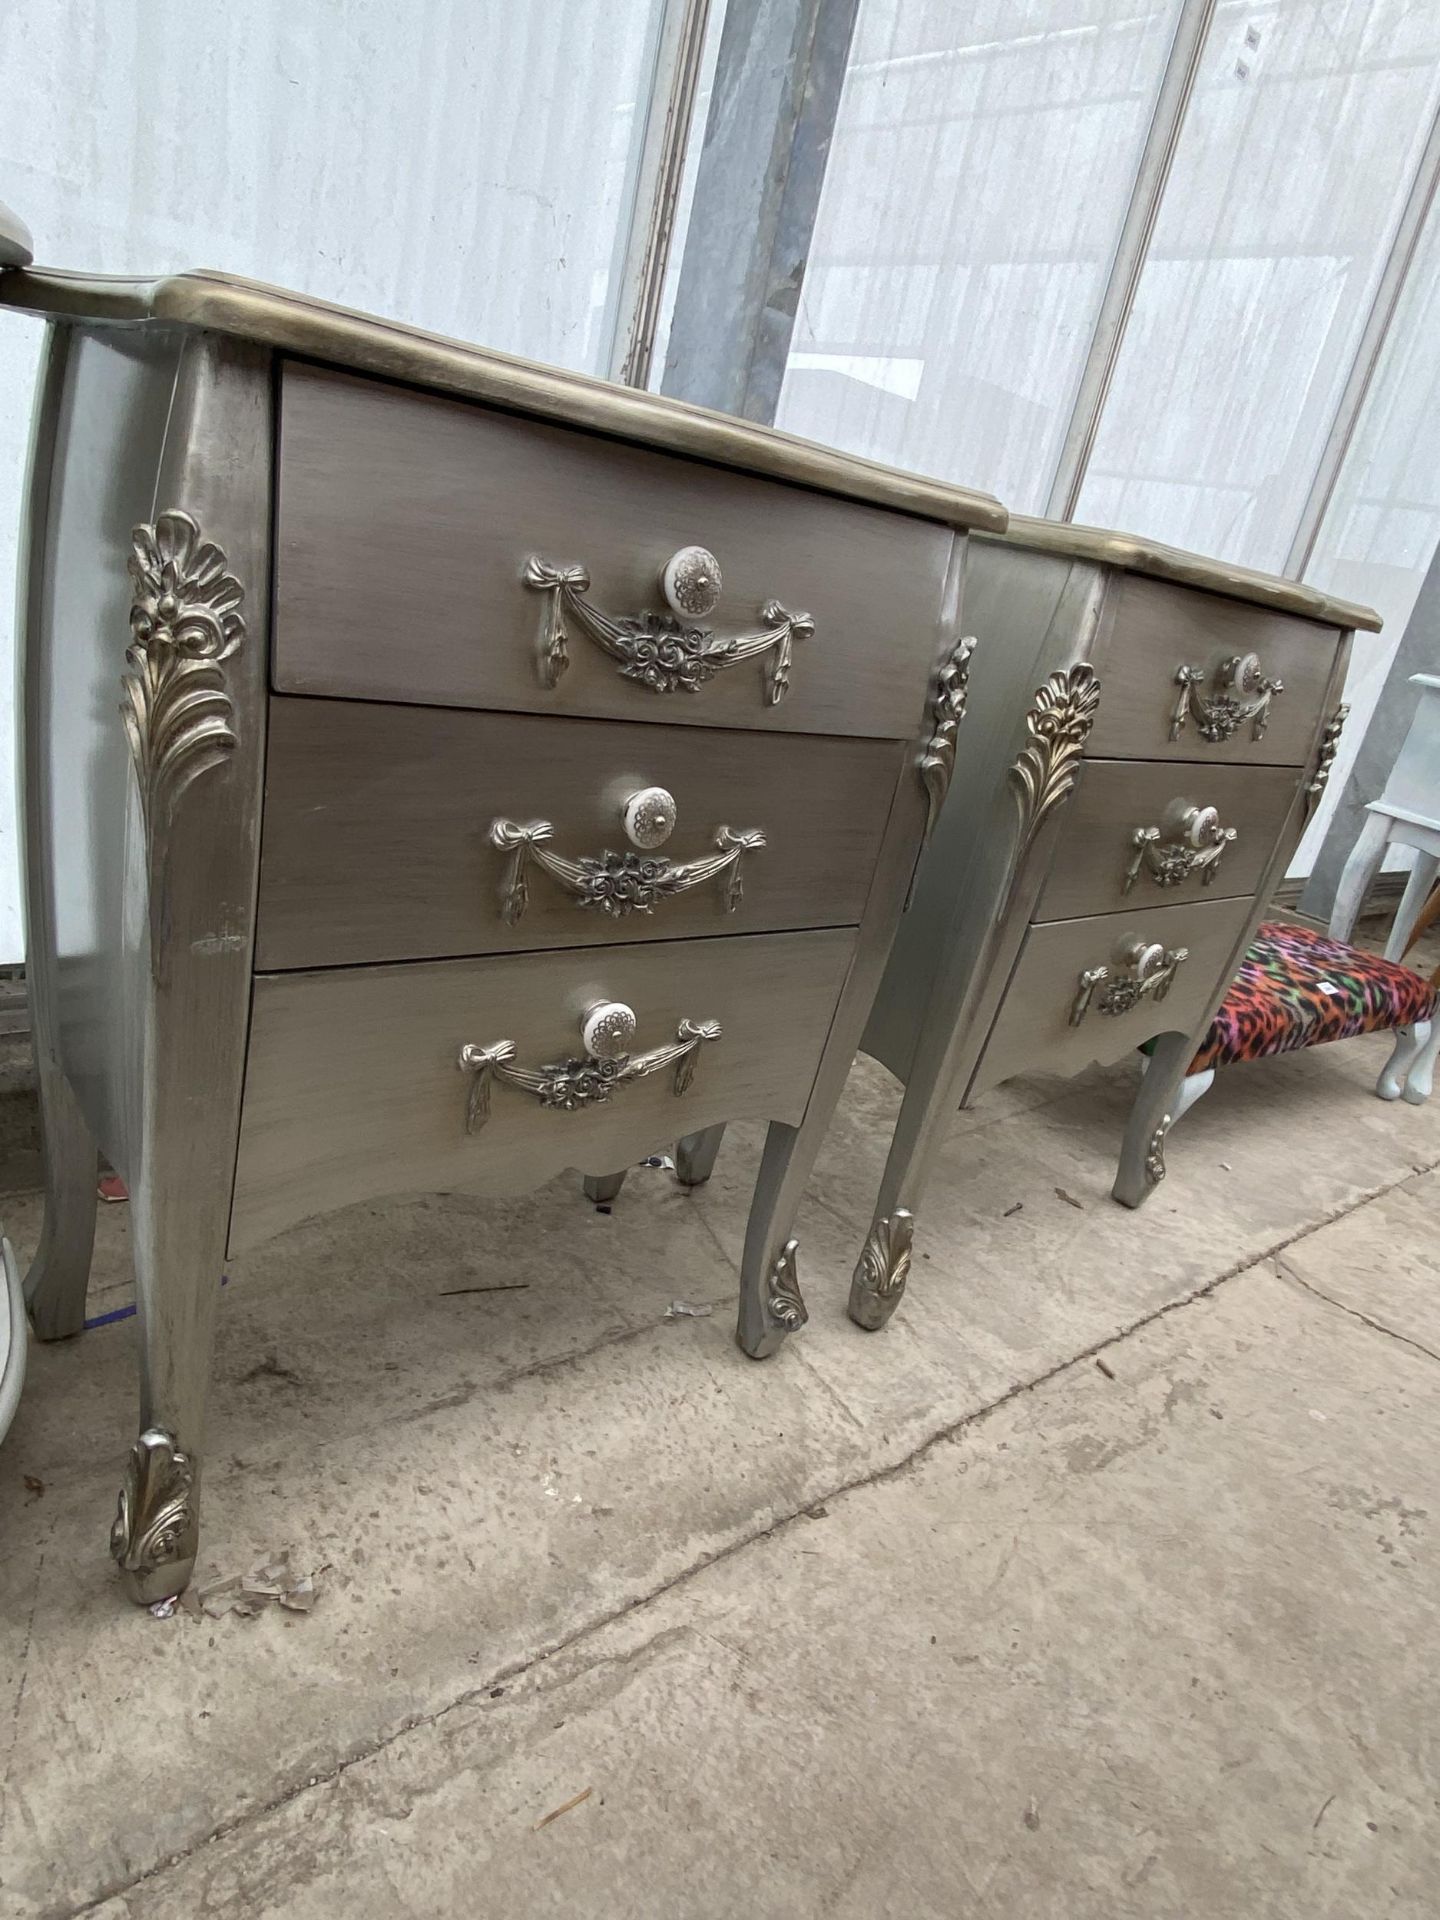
[850,517,1380,1332]
[3,264,1004,1602]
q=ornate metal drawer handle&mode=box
[488,780,766,924]
[457,999,721,1134]
[1170,653,1283,744]
[1070,937,1190,1026]
[490,819,765,924]
[524,550,813,704]
[1123,802,1236,894]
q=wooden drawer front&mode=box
[256,700,901,969]
[231,928,855,1250]
[1033,759,1299,924]
[273,363,951,740]
[1089,574,1340,766]
[969,895,1253,1098]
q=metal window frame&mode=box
[1043,0,1217,522]
[638,0,1440,612]
[649,0,1214,436]
[1284,99,1440,579]
[656,0,864,421]
[608,0,717,389]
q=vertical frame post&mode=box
[659,0,862,422]
[1044,0,1217,521]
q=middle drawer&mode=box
[1033,758,1299,923]
[256,698,904,969]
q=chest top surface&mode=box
[0,264,1006,538]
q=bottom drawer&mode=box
[230,927,856,1250]
[968,895,1253,1100]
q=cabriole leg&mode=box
[736,1121,818,1359]
[675,1122,726,1188]
[583,1170,627,1205]
[1113,1062,1215,1207]
[116,1175,229,1604]
[1112,1029,1196,1209]
[849,1208,914,1332]
[848,1017,964,1335]
[107,333,272,1603]
[23,1055,97,1342]
[736,666,944,1356]
[15,325,97,1342]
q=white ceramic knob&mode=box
[581,1001,637,1061]
[661,546,722,619]
[1225,652,1261,695]
[622,785,677,849]
[1120,939,1166,978]
[1184,804,1220,847]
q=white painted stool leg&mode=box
[1136,1052,1214,1123]
[1329,810,1391,943]
[1377,1023,1427,1100]
[1403,1019,1440,1105]
[1171,1067,1216,1123]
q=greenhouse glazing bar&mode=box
[659,0,862,420]
[1284,100,1440,579]
[1043,0,1217,523]
[611,0,716,389]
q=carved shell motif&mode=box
[1009,663,1101,856]
[1303,704,1349,816]
[855,1212,914,1301]
[123,510,245,835]
[849,1210,915,1332]
[767,1238,808,1332]
[110,1428,197,1588]
[918,635,977,846]
[1145,1115,1172,1187]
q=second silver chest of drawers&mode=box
[850,516,1379,1333]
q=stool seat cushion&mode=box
[1190,921,1439,1075]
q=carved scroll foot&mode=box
[110,1428,199,1605]
[737,1236,807,1360]
[848,1209,915,1332]
[1143,1116,1172,1190]
[1113,1031,1195,1210]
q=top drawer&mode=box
[273,362,953,739]
[1088,573,1341,767]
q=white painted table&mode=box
[1332,673,1440,960]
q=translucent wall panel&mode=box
[0,0,665,958]
[3,0,663,366]
[774,0,1182,508]
[1291,187,1440,874]
[1077,0,1440,571]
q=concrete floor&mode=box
[2,1022,1439,1917]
